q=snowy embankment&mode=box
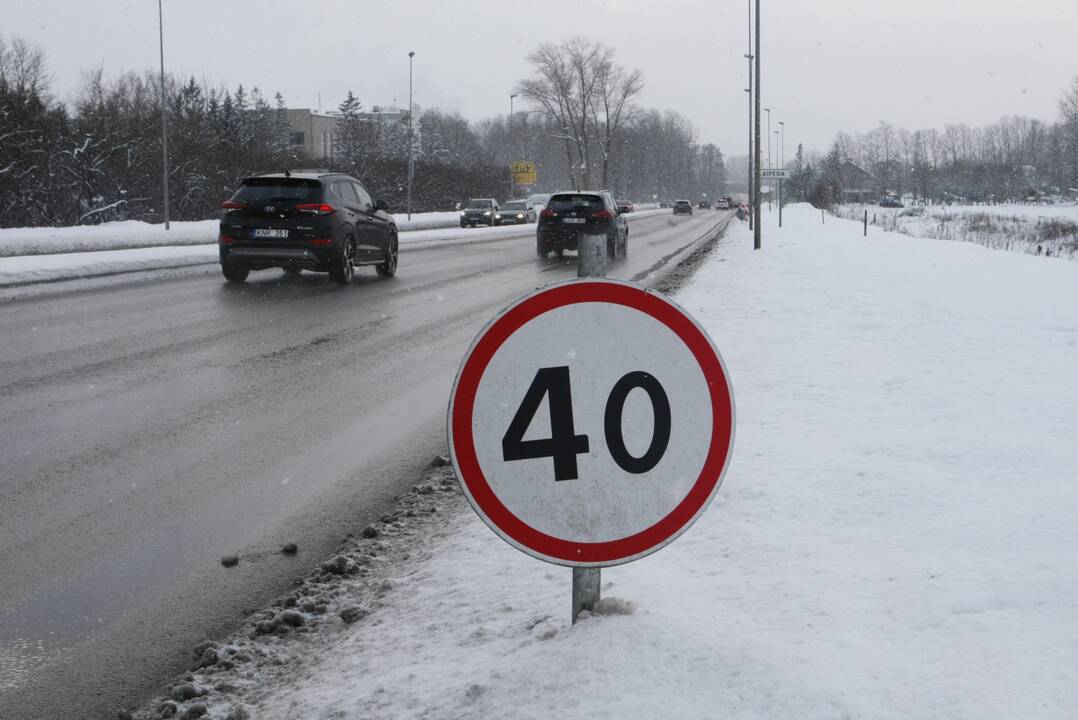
[0,210,666,288]
[0,212,472,258]
[836,202,1078,259]
[131,203,1078,720]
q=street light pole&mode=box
[778,120,785,228]
[407,50,415,221]
[157,0,170,230]
[744,53,753,230]
[765,108,772,169]
[778,120,785,167]
[509,92,517,199]
[764,107,772,211]
[753,0,761,249]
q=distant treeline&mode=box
[782,78,1078,206]
[0,33,728,229]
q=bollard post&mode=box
[577,233,607,278]
[821,208,825,224]
[864,209,868,236]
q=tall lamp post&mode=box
[778,120,785,228]
[744,52,753,229]
[753,0,761,249]
[764,107,772,169]
[509,93,517,199]
[157,0,170,230]
[407,50,415,220]
[778,120,785,167]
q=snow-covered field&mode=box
[133,203,1078,719]
[837,202,1078,259]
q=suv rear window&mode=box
[548,194,604,211]
[233,178,323,204]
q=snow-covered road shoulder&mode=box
[132,203,1078,720]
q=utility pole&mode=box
[407,51,415,220]
[509,93,517,199]
[157,0,170,230]
[765,108,773,211]
[778,120,785,228]
[753,0,761,249]
[744,54,753,229]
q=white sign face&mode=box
[761,169,791,179]
[449,279,735,567]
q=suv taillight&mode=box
[221,201,245,210]
[296,203,336,215]
[592,210,612,220]
[540,208,556,218]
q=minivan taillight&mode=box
[592,210,612,220]
[296,203,336,215]
[221,201,245,210]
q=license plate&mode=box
[253,228,289,239]
[562,217,586,224]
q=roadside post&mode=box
[448,279,736,625]
[864,210,868,236]
[762,168,790,231]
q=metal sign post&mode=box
[448,279,736,626]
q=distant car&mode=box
[537,190,628,259]
[218,171,397,284]
[616,198,634,213]
[659,201,673,209]
[461,198,500,227]
[673,200,693,215]
[495,200,536,225]
[879,197,904,208]
[716,198,730,210]
[697,200,712,209]
[526,193,552,212]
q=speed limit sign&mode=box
[449,278,735,567]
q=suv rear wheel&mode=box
[222,262,249,283]
[536,237,547,258]
[329,237,356,284]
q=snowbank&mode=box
[0,246,219,287]
[0,212,475,258]
[0,220,218,257]
[135,202,1078,719]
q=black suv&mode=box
[218,172,397,284]
[536,190,628,259]
[460,198,499,227]
[673,199,693,215]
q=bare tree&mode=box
[518,38,641,190]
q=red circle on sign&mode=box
[448,278,735,566]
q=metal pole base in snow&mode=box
[572,233,605,624]
[577,234,607,278]
[572,567,601,624]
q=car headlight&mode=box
[494,214,502,220]
[459,211,465,216]
[517,214,524,219]
[484,211,491,216]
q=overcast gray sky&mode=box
[9,0,1078,157]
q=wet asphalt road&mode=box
[0,210,731,718]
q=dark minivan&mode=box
[218,172,397,284]
[536,190,628,259]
